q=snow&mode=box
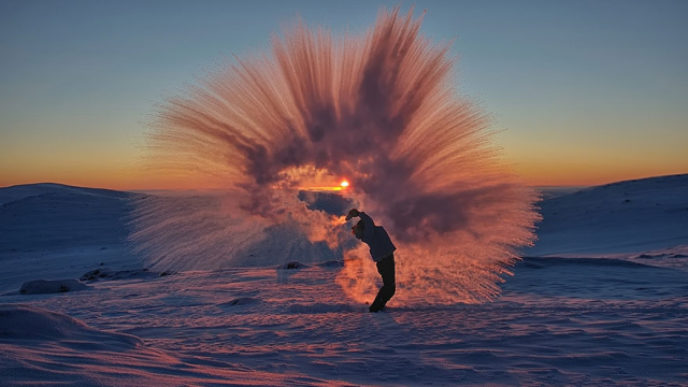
[0,304,139,344]
[1,176,688,385]
[526,174,688,256]
[0,183,142,294]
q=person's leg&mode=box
[369,254,396,312]
[379,254,395,303]
[369,264,385,312]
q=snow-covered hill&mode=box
[0,183,139,253]
[527,174,688,256]
[0,183,143,293]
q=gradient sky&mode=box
[1,0,686,189]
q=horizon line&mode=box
[2,172,686,193]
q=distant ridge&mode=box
[0,182,133,206]
[0,183,140,253]
[566,173,688,199]
[596,173,688,188]
[527,173,688,256]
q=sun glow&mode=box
[299,178,350,192]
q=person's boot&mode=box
[369,296,384,312]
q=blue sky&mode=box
[1,0,687,188]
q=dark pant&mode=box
[370,254,395,312]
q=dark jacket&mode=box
[358,212,396,262]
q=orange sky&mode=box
[1,115,686,191]
[2,149,686,191]
[1,2,686,191]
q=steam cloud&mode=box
[131,8,540,304]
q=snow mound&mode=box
[0,304,141,348]
[19,279,89,294]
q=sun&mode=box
[296,177,351,192]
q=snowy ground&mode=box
[1,176,687,386]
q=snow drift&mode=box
[0,304,139,346]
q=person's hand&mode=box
[345,208,360,220]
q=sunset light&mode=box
[1,2,686,386]
[299,181,350,192]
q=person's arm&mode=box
[358,212,375,240]
[345,208,360,220]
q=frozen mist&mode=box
[131,8,540,304]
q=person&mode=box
[346,208,396,312]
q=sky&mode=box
[1,0,686,189]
